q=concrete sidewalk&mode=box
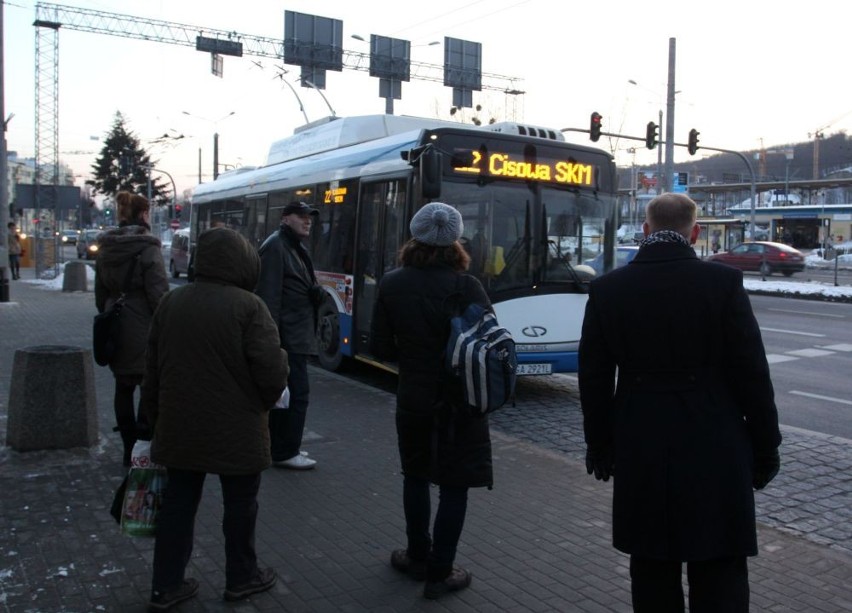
[1,275,851,612]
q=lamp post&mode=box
[140,164,178,237]
[784,148,794,204]
[181,110,236,180]
[628,80,664,194]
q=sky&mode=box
[5,0,852,197]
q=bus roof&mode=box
[265,114,567,166]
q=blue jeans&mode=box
[269,353,309,461]
[403,475,468,581]
[152,469,262,592]
[8,254,20,279]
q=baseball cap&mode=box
[282,201,319,216]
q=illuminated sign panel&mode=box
[324,186,348,204]
[451,149,595,187]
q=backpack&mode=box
[445,302,517,414]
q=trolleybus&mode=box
[190,114,618,375]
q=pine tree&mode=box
[90,111,168,206]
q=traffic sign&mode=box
[170,219,180,230]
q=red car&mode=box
[708,241,805,277]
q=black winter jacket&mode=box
[371,264,494,489]
[256,225,319,355]
[579,241,781,561]
[143,228,289,475]
[95,225,169,376]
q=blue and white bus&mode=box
[190,114,618,375]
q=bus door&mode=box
[244,194,268,249]
[353,178,408,355]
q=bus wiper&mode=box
[546,240,590,291]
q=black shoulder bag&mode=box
[93,255,139,367]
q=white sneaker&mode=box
[273,454,316,470]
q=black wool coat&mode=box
[578,241,781,561]
[370,264,494,489]
[95,225,169,377]
[256,225,318,355]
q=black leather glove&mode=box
[753,448,780,490]
[585,447,614,482]
[135,422,153,442]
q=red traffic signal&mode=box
[590,112,602,142]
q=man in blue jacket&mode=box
[579,192,781,612]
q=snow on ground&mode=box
[11,259,852,302]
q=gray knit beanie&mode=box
[409,202,464,246]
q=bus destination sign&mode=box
[451,149,595,187]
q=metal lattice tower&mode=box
[33,11,60,276]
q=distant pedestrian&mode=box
[7,222,22,280]
[256,201,326,470]
[370,202,493,600]
[579,192,782,612]
[142,227,289,611]
[95,191,169,466]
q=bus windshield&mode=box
[442,181,616,293]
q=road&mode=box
[750,294,852,439]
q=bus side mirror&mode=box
[420,147,442,199]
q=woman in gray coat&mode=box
[142,227,289,611]
[95,191,169,466]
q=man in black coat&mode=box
[579,192,781,612]
[256,201,325,470]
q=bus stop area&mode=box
[2,277,852,612]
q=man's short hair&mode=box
[646,193,697,237]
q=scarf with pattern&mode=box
[640,229,690,248]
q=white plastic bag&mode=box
[273,386,290,410]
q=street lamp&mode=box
[784,149,794,205]
[629,80,682,192]
[628,80,664,194]
[181,110,236,180]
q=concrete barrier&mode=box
[62,260,89,292]
[6,345,98,451]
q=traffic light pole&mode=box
[562,126,758,239]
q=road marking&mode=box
[819,343,852,352]
[760,327,826,338]
[784,348,836,358]
[766,354,799,364]
[768,308,845,318]
[789,390,852,406]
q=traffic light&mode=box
[645,121,658,150]
[589,112,602,142]
[174,204,182,219]
[688,128,700,155]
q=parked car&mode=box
[707,241,805,276]
[76,229,103,260]
[585,246,640,275]
[167,228,191,278]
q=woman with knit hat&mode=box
[370,202,493,600]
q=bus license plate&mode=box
[516,363,552,376]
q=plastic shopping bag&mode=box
[273,386,290,410]
[119,440,167,537]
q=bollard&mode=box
[6,345,98,451]
[62,260,89,292]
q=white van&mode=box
[168,228,191,278]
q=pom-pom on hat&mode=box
[409,202,464,246]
